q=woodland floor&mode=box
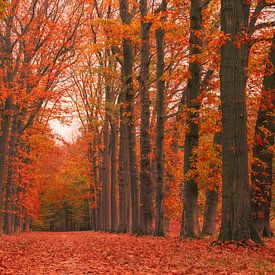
[0,232,274,274]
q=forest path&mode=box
[0,231,274,274]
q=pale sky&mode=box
[50,119,80,143]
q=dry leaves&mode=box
[0,232,274,274]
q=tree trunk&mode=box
[139,0,153,235]
[4,116,18,234]
[0,96,12,233]
[181,0,202,239]
[119,0,139,234]
[202,133,220,236]
[110,120,118,232]
[251,34,274,238]
[218,0,260,243]
[202,189,218,235]
[118,103,128,233]
[155,0,167,237]
[102,84,111,231]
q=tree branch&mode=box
[254,21,275,31]
[249,1,275,33]
[200,0,212,10]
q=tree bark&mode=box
[202,133,220,236]
[118,99,128,233]
[4,116,18,234]
[218,0,261,243]
[251,34,274,238]
[110,119,118,232]
[139,0,153,235]
[202,189,218,235]
[0,96,12,234]
[102,83,111,231]
[119,0,139,234]
[180,0,202,239]
[155,0,167,237]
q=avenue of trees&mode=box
[0,0,274,245]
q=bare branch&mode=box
[254,21,275,31]
[200,0,212,10]
[249,1,275,33]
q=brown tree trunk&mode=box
[110,119,118,232]
[180,0,202,239]
[155,0,167,237]
[102,83,111,231]
[202,133,220,236]
[119,0,139,234]
[0,96,12,234]
[202,189,218,236]
[118,100,128,233]
[218,0,261,243]
[251,35,274,238]
[4,116,18,234]
[139,0,153,235]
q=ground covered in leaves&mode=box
[0,232,274,274]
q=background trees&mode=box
[0,0,273,243]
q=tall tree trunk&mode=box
[102,84,111,231]
[180,0,202,239]
[218,0,260,243]
[110,120,118,232]
[93,134,101,231]
[155,0,167,237]
[119,0,139,234]
[4,116,18,234]
[118,101,128,233]
[139,0,153,235]
[251,34,274,238]
[0,96,12,234]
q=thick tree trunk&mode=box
[251,35,274,238]
[218,0,260,243]
[119,0,139,234]
[180,0,202,239]
[155,0,167,237]
[139,0,153,235]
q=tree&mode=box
[155,0,167,237]
[0,0,84,233]
[119,0,139,234]
[139,0,153,235]
[218,0,261,243]
[251,34,274,238]
[180,0,202,239]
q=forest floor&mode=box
[0,232,274,274]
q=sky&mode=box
[50,119,80,143]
